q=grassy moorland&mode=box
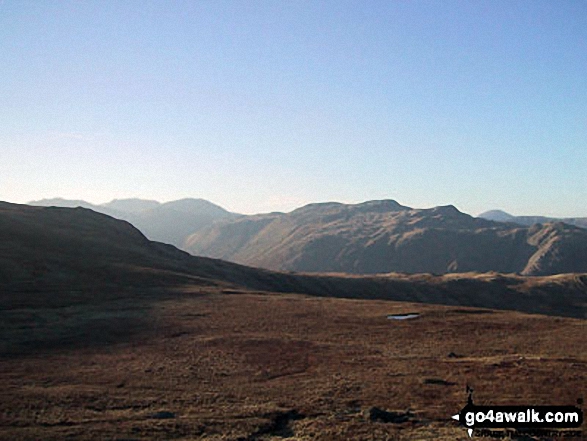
[1,288,585,440]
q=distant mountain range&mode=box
[2,201,586,318]
[479,209,587,229]
[29,197,236,248]
[28,198,587,276]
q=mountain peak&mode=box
[160,198,230,214]
[429,204,462,216]
[292,199,410,216]
[356,199,411,212]
[102,198,160,213]
[478,209,515,222]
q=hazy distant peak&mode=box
[478,210,587,230]
[159,198,230,214]
[28,198,99,210]
[478,209,516,222]
[101,198,161,213]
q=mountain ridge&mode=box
[26,198,587,276]
[185,201,587,276]
[2,201,587,319]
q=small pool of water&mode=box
[386,313,420,320]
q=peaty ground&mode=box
[0,288,585,440]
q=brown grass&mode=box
[1,288,585,440]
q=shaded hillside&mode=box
[1,202,586,319]
[185,200,587,276]
[29,197,236,248]
[479,209,587,229]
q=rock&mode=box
[150,411,176,419]
[369,407,414,424]
[423,378,456,386]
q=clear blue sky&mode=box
[1,0,586,216]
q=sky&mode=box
[1,0,586,216]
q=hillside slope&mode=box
[185,200,587,276]
[2,202,586,319]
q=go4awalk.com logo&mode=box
[452,387,583,438]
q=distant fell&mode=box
[479,209,587,229]
[101,198,160,213]
[30,198,102,211]
[126,198,237,248]
[186,200,587,276]
[29,197,236,248]
[476,209,516,222]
